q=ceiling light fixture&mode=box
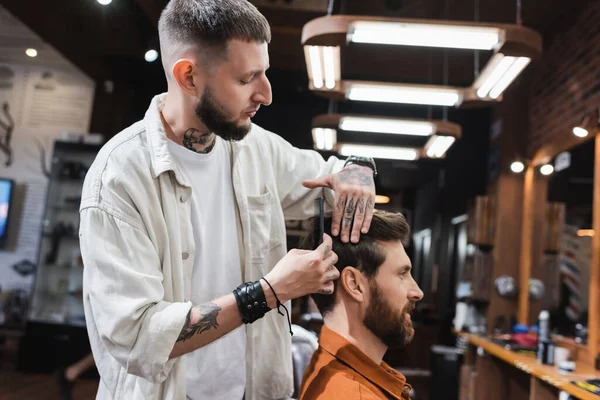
[425,135,456,158]
[145,49,159,63]
[97,0,112,5]
[510,161,525,173]
[348,21,502,50]
[346,82,462,107]
[304,46,340,90]
[311,114,462,157]
[474,54,531,99]
[311,127,336,151]
[339,116,435,136]
[573,126,589,138]
[338,143,420,161]
[302,16,542,107]
[25,48,37,58]
[540,164,554,176]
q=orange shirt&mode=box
[299,325,411,400]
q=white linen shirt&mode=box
[79,93,343,400]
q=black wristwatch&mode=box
[343,156,378,178]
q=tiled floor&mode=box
[0,371,98,400]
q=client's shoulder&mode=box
[300,350,382,400]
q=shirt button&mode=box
[180,194,188,202]
[182,252,190,260]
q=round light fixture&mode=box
[510,161,525,173]
[540,164,554,176]
[145,49,159,63]
[25,48,38,58]
[573,126,589,138]
[97,0,112,5]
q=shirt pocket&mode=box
[247,185,281,265]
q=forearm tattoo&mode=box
[177,302,222,342]
[183,128,216,154]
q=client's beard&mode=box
[195,86,251,141]
[363,281,416,349]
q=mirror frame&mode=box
[519,133,600,365]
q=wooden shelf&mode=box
[460,333,600,400]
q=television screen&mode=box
[0,179,14,246]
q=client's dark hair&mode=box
[300,210,410,316]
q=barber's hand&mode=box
[303,165,376,243]
[263,234,339,303]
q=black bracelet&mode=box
[233,280,270,324]
[261,277,293,337]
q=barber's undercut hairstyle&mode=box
[300,210,410,316]
[158,0,271,77]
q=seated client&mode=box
[299,210,423,400]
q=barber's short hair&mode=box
[300,210,410,316]
[158,0,271,74]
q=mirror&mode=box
[538,137,595,340]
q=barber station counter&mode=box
[459,333,600,400]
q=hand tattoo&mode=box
[323,245,331,257]
[183,128,216,154]
[336,196,346,213]
[345,198,355,215]
[337,165,374,187]
[368,198,375,210]
[344,217,352,229]
[318,288,333,294]
[177,303,221,342]
[358,199,365,214]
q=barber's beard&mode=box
[363,282,416,349]
[195,86,251,141]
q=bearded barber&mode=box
[78,1,377,399]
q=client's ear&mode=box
[339,267,368,303]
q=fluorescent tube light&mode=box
[475,54,531,99]
[489,57,530,99]
[338,144,419,160]
[347,83,461,106]
[348,21,501,50]
[339,116,435,136]
[312,128,337,151]
[425,135,456,158]
[304,46,340,90]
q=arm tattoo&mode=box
[358,199,365,214]
[177,302,221,342]
[183,128,216,154]
[345,198,355,215]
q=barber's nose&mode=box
[253,75,272,106]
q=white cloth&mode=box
[165,138,246,399]
[79,93,344,400]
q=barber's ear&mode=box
[340,267,368,303]
[172,59,203,97]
